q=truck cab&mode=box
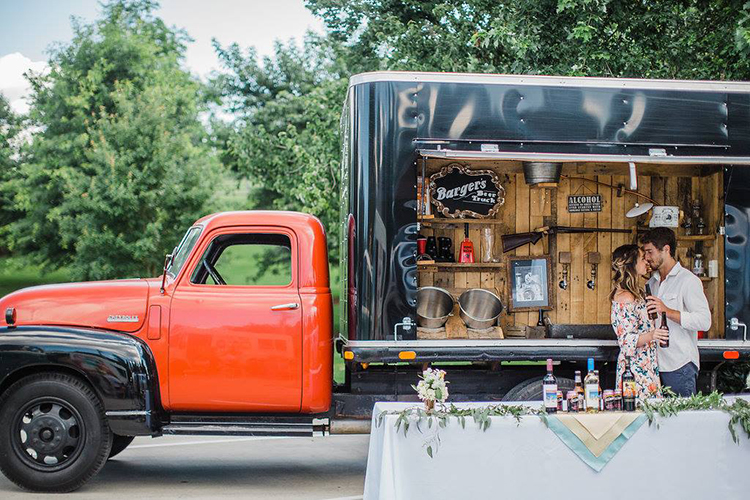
[0,210,333,492]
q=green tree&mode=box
[10,0,220,279]
[213,34,360,263]
[306,0,750,79]
[0,94,22,253]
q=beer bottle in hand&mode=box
[645,284,658,321]
[622,358,637,411]
[661,312,670,348]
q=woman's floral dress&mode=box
[611,300,662,403]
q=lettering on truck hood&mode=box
[0,280,149,333]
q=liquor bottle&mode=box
[543,358,558,414]
[622,358,637,411]
[595,370,603,411]
[584,358,600,413]
[645,284,658,321]
[661,312,670,348]
[574,370,585,412]
[458,223,475,263]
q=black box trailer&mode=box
[335,71,750,415]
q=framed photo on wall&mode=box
[508,256,552,312]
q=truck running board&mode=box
[162,414,326,437]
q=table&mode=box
[364,400,750,500]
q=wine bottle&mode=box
[574,370,585,412]
[543,358,558,414]
[622,358,637,411]
[584,358,599,413]
[645,284,658,321]
[661,312,670,348]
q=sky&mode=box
[0,0,325,114]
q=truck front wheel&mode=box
[0,373,112,492]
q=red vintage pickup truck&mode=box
[0,211,335,492]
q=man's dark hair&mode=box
[641,227,676,258]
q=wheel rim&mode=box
[11,397,86,472]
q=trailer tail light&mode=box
[723,351,740,360]
[398,351,417,360]
[343,351,354,360]
[5,307,15,326]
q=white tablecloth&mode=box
[364,400,750,500]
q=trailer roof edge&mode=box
[418,149,750,165]
[349,71,750,93]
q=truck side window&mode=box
[191,233,292,286]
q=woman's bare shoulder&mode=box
[612,290,636,304]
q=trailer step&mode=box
[161,423,314,437]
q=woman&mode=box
[610,244,669,402]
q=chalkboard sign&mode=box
[567,194,602,213]
[430,163,505,218]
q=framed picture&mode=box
[507,256,552,312]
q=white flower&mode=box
[414,369,449,403]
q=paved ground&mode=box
[0,434,370,499]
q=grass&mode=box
[0,257,71,298]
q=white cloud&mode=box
[0,52,48,115]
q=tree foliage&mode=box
[212,35,361,262]
[9,0,220,279]
[0,94,23,252]
[306,0,750,79]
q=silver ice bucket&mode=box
[416,287,454,328]
[458,289,503,329]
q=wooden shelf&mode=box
[419,218,505,226]
[699,276,713,282]
[677,235,715,241]
[417,262,504,269]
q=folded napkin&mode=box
[547,412,647,472]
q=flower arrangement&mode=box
[412,368,449,411]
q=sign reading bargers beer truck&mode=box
[567,194,603,213]
[430,163,505,218]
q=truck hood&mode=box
[0,280,149,333]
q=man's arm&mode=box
[679,275,712,331]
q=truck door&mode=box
[168,228,302,412]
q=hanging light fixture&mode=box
[625,162,654,218]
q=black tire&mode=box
[0,373,112,492]
[108,435,135,459]
[502,376,575,402]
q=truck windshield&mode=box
[167,226,202,278]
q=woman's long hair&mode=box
[609,244,645,302]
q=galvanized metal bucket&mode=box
[458,289,503,329]
[416,287,454,328]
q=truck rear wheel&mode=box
[108,435,135,459]
[502,376,575,402]
[0,373,112,492]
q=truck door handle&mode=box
[271,302,299,311]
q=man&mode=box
[642,227,711,396]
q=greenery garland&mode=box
[375,402,547,457]
[377,392,750,457]
[641,391,750,443]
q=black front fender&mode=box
[0,326,160,436]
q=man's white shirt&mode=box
[647,262,711,371]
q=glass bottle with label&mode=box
[574,370,585,412]
[622,358,637,411]
[543,358,558,414]
[584,358,600,413]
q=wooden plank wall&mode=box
[418,163,724,338]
